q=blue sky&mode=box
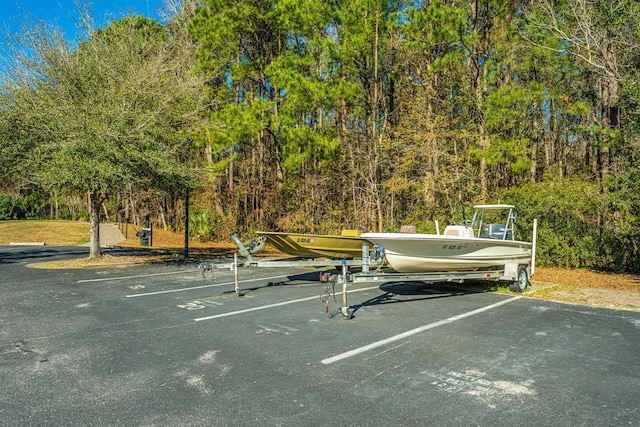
[2,0,164,39]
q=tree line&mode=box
[1,0,639,272]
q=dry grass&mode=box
[0,220,90,245]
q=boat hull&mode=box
[256,231,365,259]
[361,233,532,273]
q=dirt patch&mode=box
[27,253,177,269]
[527,267,640,312]
[528,285,639,311]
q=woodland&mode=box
[0,0,639,272]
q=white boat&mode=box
[361,204,533,273]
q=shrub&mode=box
[501,177,637,272]
[76,209,89,221]
[0,194,15,220]
[15,193,43,219]
[189,210,220,241]
[58,207,72,220]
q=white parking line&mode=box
[125,274,293,298]
[321,296,521,365]
[193,286,380,321]
[78,270,195,283]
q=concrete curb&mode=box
[9,242,46,246]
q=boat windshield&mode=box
[471,205,517,240]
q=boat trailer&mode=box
[198,222,537,320]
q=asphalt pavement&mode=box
[1,245,639,426]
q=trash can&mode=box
[136,228,151,246]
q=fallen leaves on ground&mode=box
[528,267,639,312]
[533,267,640,291]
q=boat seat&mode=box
[400,225,416,233]
[443,225,474,237]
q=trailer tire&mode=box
[509,265,529,293]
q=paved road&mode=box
[1,246,639,426]
[99,222,127,246]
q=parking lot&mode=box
[1,245,639,426]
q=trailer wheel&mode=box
[509,265,529,293]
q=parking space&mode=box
[1,246,639,426]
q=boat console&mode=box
[481,223,512,240]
